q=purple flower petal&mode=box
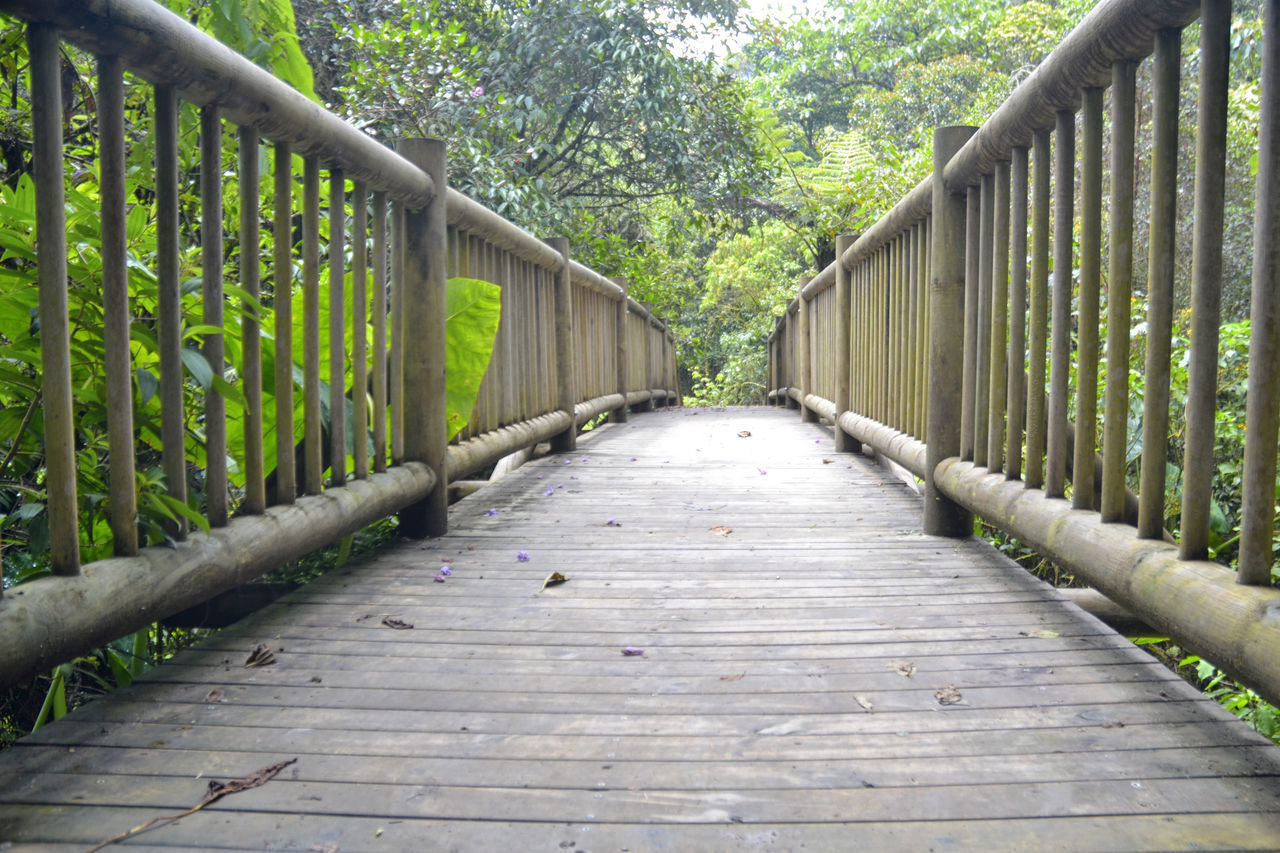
[433,574,446,583]
[581,457,589,462]
[556,483,565,489]
[630,457,637,462]
[537,474,544,480]
[758,468,767,475]
[622,647,644,656]
[440,566,453,577]
[484,508,499,517]
[516,550,530,562]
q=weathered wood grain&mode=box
[2,408,1278,851]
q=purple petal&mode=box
[630,457,637,462]
[543,487,555,496]
[440,566,453,577]
[484,508,499,517]
[516,550,530,562]
[433,575,446,583]
[622,647,644,656]
[758,468,767,475]
[581,457,589,462]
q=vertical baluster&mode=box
[239,126,265,514]
[988,160,1010,473]
[920,217,932,441]
[98,54,138,554]
[272,143,296,503]
[1181,0,1230,558]
[1102,64,1138,522]
[1007,146,1029,482]
[961,186,980,460]
[200,107,227,526]
[302,156,323,494]
[907,229,917,432]
[328,170,346,488]
[1047,109,1075,500]
[352,184,369,480]
[389,198,405,464]
[155,85,186,534]
[1138,29,1181,538]
[371,191,388,473]
[1026,127,1051,491]
[1073,88,1104,511]
[1239,0,1280,585]
[974,173,994,468]
[30,25,78,573]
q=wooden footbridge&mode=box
[3,408,1280,851]
[4,0,1280,849]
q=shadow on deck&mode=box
[3,408,1280,851]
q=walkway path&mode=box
[3,408,1280,850]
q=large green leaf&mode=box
[445,277,502,440]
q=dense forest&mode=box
[0,0,1274,741]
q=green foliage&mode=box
[160,0,317,100]
[445,277,503,439]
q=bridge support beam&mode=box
[924,125,978,537]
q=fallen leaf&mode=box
[710,525,733,537]
[541,571,568,590]
[244,644,275,667]
[381,617,414,630]
[203,688,225,704]
[855,695,874,712]
[822,458,834,464]
[622,646,644,656]
[892,660,916,677]
[720,673,745,682]
[1101,721,1126,729]
[1021,629,1060,639]
[737,430,752,437]
[935,685,963,705]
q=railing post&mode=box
[925,125,978,537]
[611,277,629,423]
[785,301,799,409]
[834,234,858,452]
[547,237,576,451]
[396,138,448,538]
[30,23,78,574]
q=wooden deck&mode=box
[3,407,1280,851]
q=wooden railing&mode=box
[769,0,1280,705]
[0,0,678,686]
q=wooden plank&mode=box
[2,408,1279,851]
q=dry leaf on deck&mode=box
[720,673,745,682]
[244,644,275,667]
[1022,629,1060,639]
[855,695,874,712]
[710,525,733,537]
[541,571,569,590]
[737,430,752,438]
[892,660,916,677]
[381,617,414,630]
[203,688,226,704]
[935,685,963,705]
